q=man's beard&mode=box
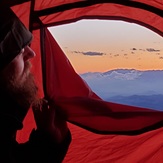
[0,61,38,110]
[9,73,38,110]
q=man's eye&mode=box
[18,48,24,55]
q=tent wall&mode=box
[35,2,163,37]
[5,0,163,162]
[9,1,163,36]
[63,124,163,163]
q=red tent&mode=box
[3,0,163,162]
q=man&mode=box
[0,6,71,163]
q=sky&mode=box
[48,20,163,74]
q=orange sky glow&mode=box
[49,20,163,74]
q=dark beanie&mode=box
[0,7,33,70]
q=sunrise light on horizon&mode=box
[49,20,163,74]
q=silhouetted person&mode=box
[0,6,71,163]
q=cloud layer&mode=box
[72,50,106,56]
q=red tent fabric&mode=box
[44,28,163,135]
[3,0,163,162]
[43,28,163,162]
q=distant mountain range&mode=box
[80,69,163,111]
[107,94,163,111]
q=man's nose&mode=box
[23,46,36,61]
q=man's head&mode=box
[0,7,38,113]
[0,7,33,70]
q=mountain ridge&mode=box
[79,69,163,110]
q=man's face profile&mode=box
[0,46,38,110]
